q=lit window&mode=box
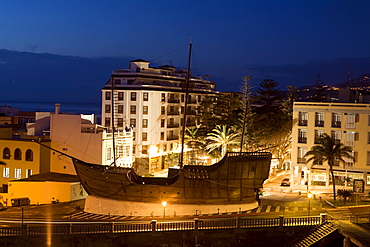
[142,132,147,141]
[26,169,32,178]
[130,119,136,127]
[14,168,21,179]
[142,145,148,154]
[107,148,111,160]
[161,106,165,115]
[161,93,166,102]
[143,92,149,101]
[143,106,148,115]
[3,167,9,178]
[143,119,148,128]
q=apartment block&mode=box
[291,102,370,191]
[101,59,216,174]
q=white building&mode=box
[101,59,216,174]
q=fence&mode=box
[0,215,325,237]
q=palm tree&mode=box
[337,189,353,205]
[305,133,353,201]
[184,127,205,165]
[206,125,239,157]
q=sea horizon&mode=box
[0,99,101,115]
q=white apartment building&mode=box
[291,101,370,192]
[101,59,216,174]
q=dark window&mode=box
[161,93,166,102]
[3,148,10,159]
[118,92,124,101]
[25,149,33,161]
[14,148,21,160]
[117,118,124,127]
[105,92,111,100]
[143,106,148,115]
[131,92,137,101]
[130,105,136,114]
[105,105,111,113]
[105,117,111,127]
[142,132,147,141]
[118,105,123,113]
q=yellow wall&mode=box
[8,181,87,205]
[0,140,46,187]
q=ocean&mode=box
[1,99,101,115]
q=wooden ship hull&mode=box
[73,152,272,205]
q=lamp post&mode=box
[162,201,167,219]
[307,192,313,216]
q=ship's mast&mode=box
[179,39,193,169]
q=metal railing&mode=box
[0,216,325,237]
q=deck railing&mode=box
[0,215,325,237]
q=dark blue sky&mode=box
[2,0,370,94]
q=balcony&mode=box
[168,98,180,103]
[332,121,341,128]
[297,157,306,164]
[298,137,307,143]
[167,111,179,115]
[167,135,179,141]
[167,123,179,128]
[315,120,324,127]
[298,120,307,126]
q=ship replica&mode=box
[72,151,271,205]
[70,42,271,215]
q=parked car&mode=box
[280,178,290,186]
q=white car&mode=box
[280,178,290,186]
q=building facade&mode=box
[291,102,370,192]
[101,59,216,174]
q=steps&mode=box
[287,222,337,247]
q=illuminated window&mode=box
[161,93,166,102]
[3,167,9,178]
[142,132,147,141]
[14,168,21,179]
[3,148,10,159]
[143,119,148,128]
[26,169,32,178]
[14,149,21,160]
[130,119,136,128]
[161,106,165,115]
[143,92,149,101]
[143,106,148,115]
[142,145,148,154]
[107,148,111,160]
[25,149,33,161]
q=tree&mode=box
[281,85,297,119]
[337,189,353,205]
[184,127,206,165]
[239,76,254,152]
[206,125,239,158]
[314,75,326,102]
[305,133,353,201]
[256,78,282,107]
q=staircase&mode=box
[286,222,337,247]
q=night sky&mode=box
[2,0,370,98]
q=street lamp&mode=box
[307,192,313,216]
[162,201,167,219]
